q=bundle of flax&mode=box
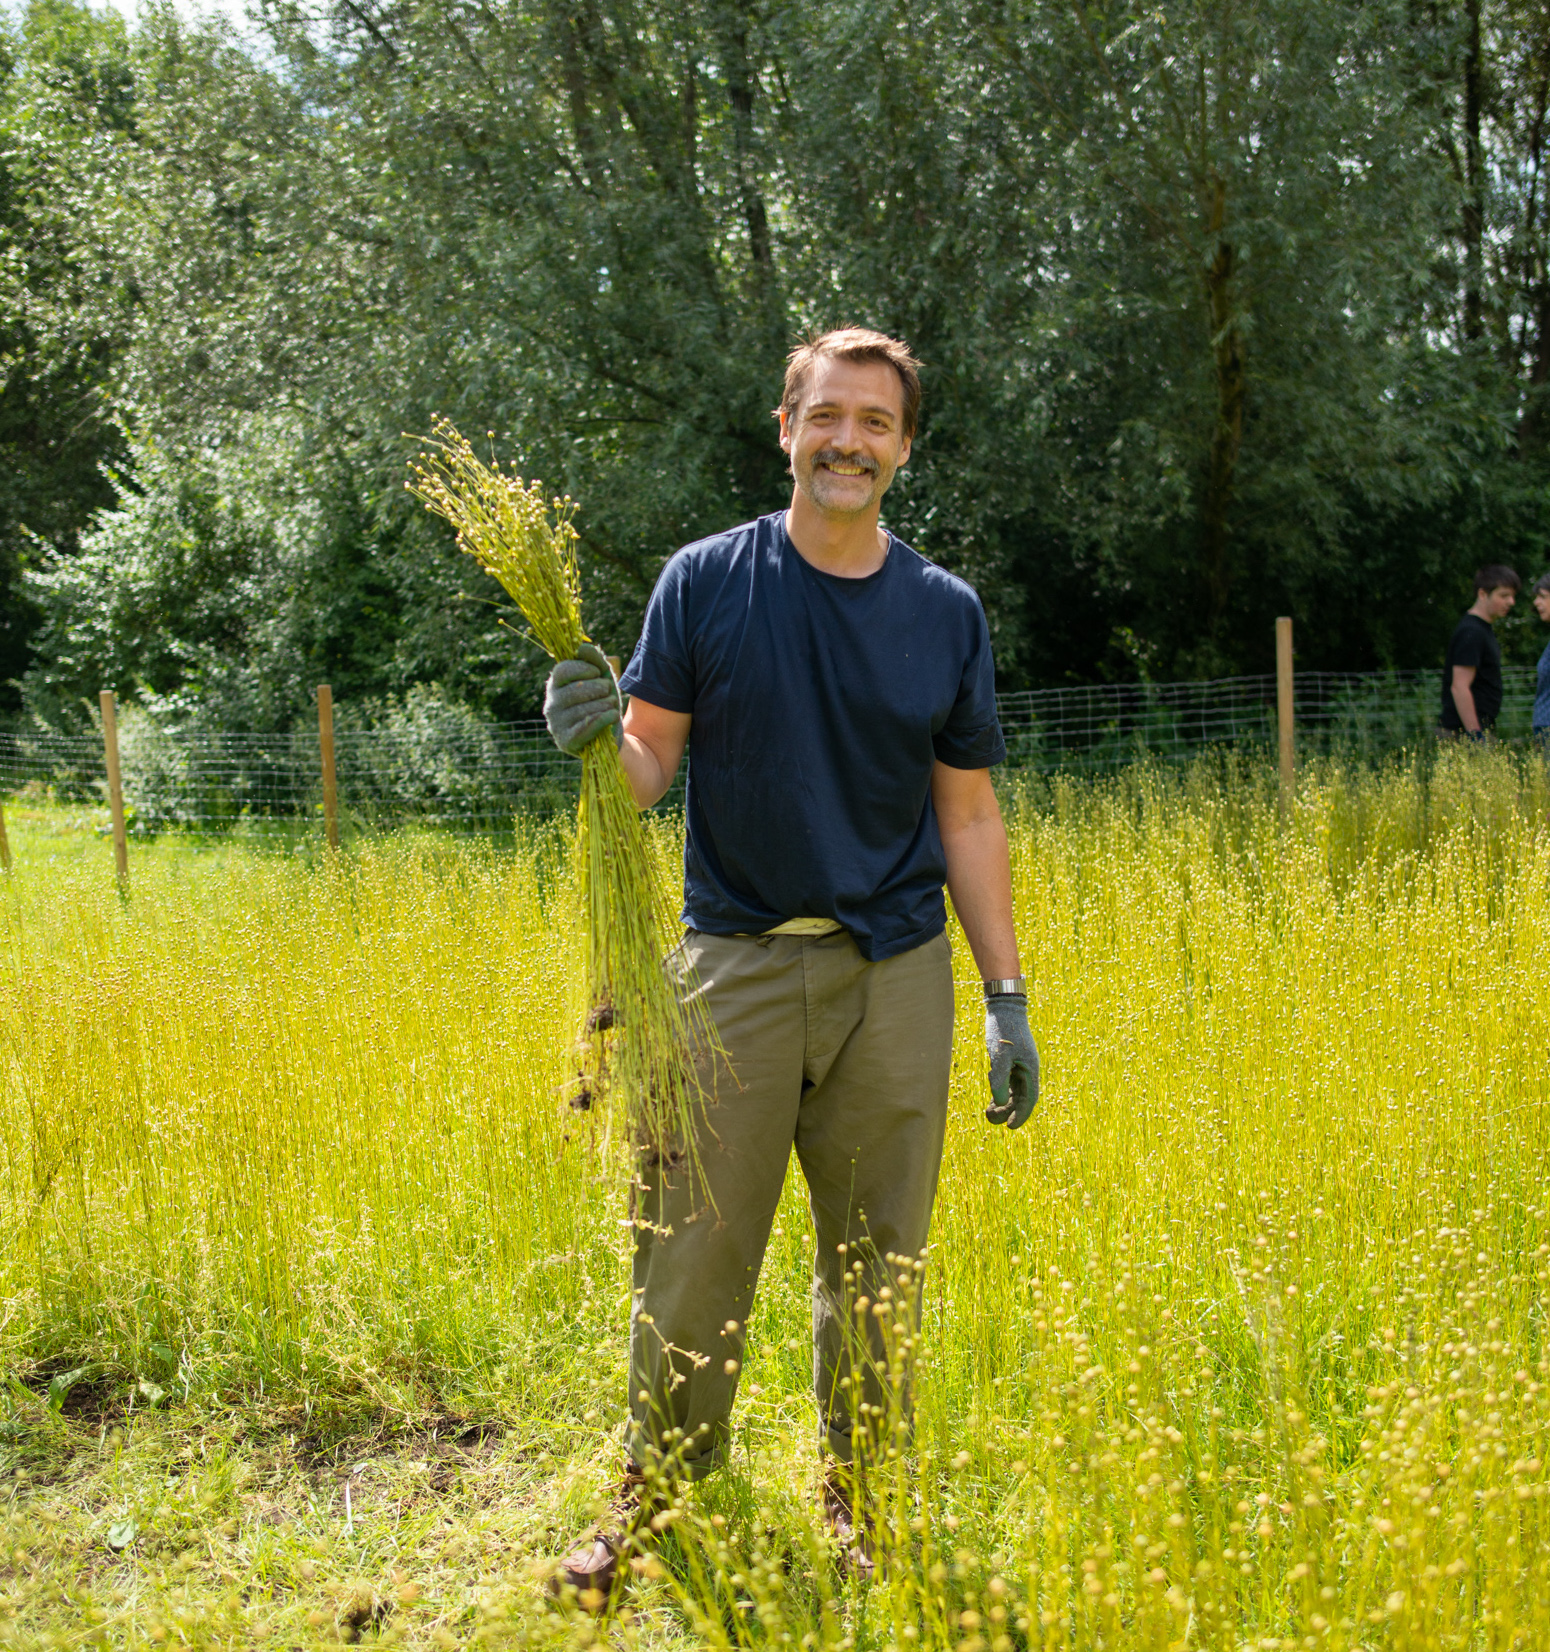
[409,418,717,1189]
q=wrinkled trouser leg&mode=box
[625,929,954,1481]
[626,931,806,1479]
[795,932,954,1464]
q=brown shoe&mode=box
[821,1468,875,1580]
[555,1464,654,1611]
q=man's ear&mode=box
[897,433,912,469]
[777,407,793,453]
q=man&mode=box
[1440,565,1520,738]
[541,328,1038,1594]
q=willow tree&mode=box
[948,0,1468,670]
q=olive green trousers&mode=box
[625,927,955,1479]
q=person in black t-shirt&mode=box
[1440,564,1521,737]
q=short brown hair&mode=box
[1474,563,1522,594]
[780,327,923,438]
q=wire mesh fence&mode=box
[0,666,1539,842]
[996,667,1540,769]
[0,708,576,839]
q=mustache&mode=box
[810,448,879,475]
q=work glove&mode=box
[543,642,623,756]
[984,992,1040,1129]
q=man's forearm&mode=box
[942,816,1022,980]
[614,698,692,809]
[618,735,674,810]
[1451,681,1480,732]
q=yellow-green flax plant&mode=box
[8,751,1550,1647]
[407,418,719,1193]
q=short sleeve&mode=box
[932,595,1007,770]
[1452,623,1487,671]
[619,553,696,713]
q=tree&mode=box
[0,0,135,714]
[1485,0,1550,444]
[16,0,1550,717]
[929,0,1501,673]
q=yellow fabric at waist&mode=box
[762,916,846,937]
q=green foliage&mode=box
[0,0,136,713]
[22,428,552,728]
[7,0,1550,715]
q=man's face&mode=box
[779,357,912,519]
[1534,587,1550,623]
[1480,585,1517,622]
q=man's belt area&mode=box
[737,917,846,938]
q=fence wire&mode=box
[0,715,574,838]
[996,667,1539,769]
[0,667,1538,840]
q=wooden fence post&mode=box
[1276,617,1295,821]
[99,690,129,883]
[0,797,11,873]
[317,684,339,850]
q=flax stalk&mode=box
[407,418,717,1195]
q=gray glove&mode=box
[984,992,1040,1128]
[543,642,623,756]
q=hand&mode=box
[544,642,623,756]
[984,993,1039,1129]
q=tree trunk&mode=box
[1464,0,1484,341]
[716,2,778,321]
[1517,40,1550,449]
[1522,284,1550,449]
[1201,175,1244,629]
[556,8,606,193]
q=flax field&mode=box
[3,747,1550,1650]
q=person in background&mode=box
[1439,564,1520,739]
[1533,573,1550,747]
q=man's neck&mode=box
[1468,598,1496,625]
[784,492,889,579]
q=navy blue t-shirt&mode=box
[619,512,1005,961]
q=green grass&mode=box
[4,746,1550,1649]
